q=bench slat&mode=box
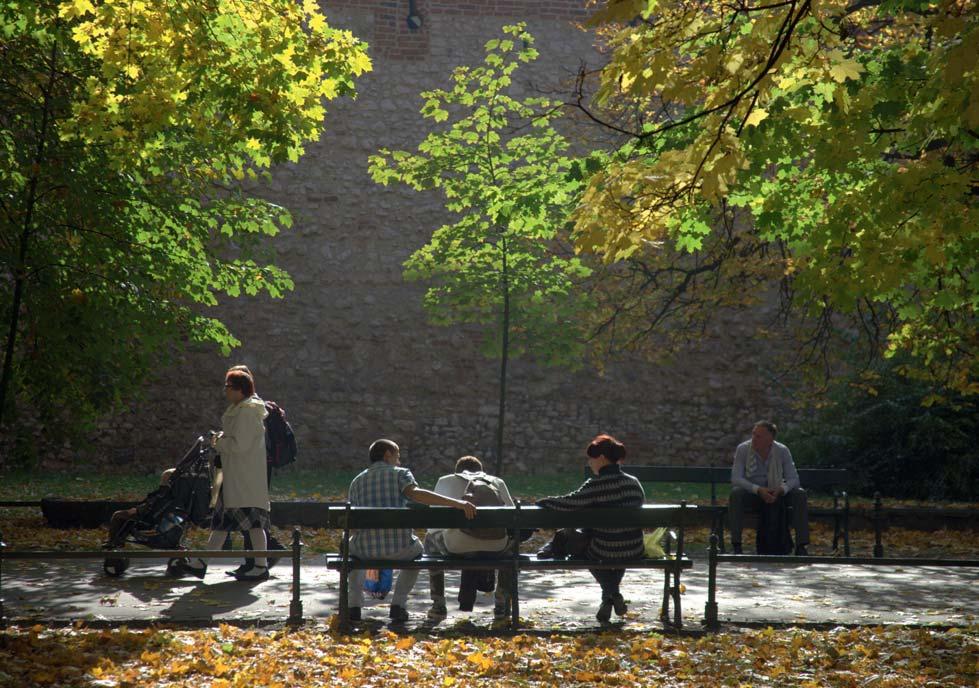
[328,504,696,530]
[325,555,693,572]
[618,465,853,489]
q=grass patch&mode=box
[2,467,968,508]
[0,466,716,503]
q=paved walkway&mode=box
[3,553,975,630]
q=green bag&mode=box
[643,527,667,558]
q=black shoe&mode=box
[234,565,269,581]
[611,593,627,616]
[427,601,448,622]
[348,607,361,622]
[389,604,409,622]
[596,599,613,623]
[536,542,564,559]
[794,544,808,556]
[169,557,206,579]
[226,564,254,577]
[732,543,743,555]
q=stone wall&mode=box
[58,0,797,476]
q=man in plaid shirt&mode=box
[346,438,476,622]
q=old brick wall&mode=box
[66,0,797,477]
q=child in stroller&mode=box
[103,434,215,576]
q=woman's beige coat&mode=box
[214,395,270,510]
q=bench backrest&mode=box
[611,465,853,499]
[328,503,697,531]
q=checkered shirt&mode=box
[347,462,419,556]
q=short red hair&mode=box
[586,434,626,462]
[225,369,255,397]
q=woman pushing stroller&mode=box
[170,367,271,581]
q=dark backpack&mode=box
[460,475,507,540]
[264,401,298,468]
[756,498,794,555]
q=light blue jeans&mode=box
[347,539,424,608]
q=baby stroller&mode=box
[103,433,216,576]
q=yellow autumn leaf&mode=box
[724,54,744,74]
[829,58,864,83]
[59,0,96,19]
[308,14,326,33]
[350,50,373,75]
[743,108,769,128]
[466,651,495,671]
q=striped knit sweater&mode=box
[537,464,646,561]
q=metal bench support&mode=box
[287,527,304,626]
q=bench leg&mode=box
[714,511,727,554]
[509,526,520,631]
[510,567,519,630]
[832,493,841,551]
[338,528,350,633]
[704,534,720,630]
[287,528,303,626]
[660,568,671,624]
[0,537,5,631]
[338,569,349,632]
[672,568,682,628]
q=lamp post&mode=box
[406,0,423,30]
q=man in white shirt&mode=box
[730,420,809,555]
[424,456,514,622]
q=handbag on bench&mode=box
[539,528,591,558]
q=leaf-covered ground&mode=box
[0,623,975,687]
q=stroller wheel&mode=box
[104,557,129,577]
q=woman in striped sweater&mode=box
[537,434,646,623]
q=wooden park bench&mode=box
[323,503,695,631]
[610,466,854,555]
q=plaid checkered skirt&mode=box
[210,497,270,532]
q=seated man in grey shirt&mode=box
[730,420,809,555]
[424,455,514,622]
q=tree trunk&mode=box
[494,236,509,476]
[0,42,58,427]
